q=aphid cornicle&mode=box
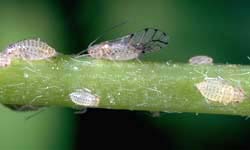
[196,77,245,105]
[86,28,169,60]
[3,38,57,60]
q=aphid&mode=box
[85,28,168,60]
[189,55,213,65]
[0,53,11,67]
[69,88,100,107]
[195,77,245,105]
[3,38,57,60]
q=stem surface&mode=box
[1,56,250,116]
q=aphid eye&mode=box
[89,49,94,54]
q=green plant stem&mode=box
[1,56,250,116]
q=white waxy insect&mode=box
[85,28,168,60]
[3,38,57,60]
[196,77,245,105]
[69,88,100,107]
[0,53,11,67]
[189,55,213,65]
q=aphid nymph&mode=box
[86,28,169,60]
[189,55,213,65]
[196,77,245,105]
[69,88,100,107]
[3,38,57,60]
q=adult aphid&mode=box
[79,28,169,60]
[3,38,57,60]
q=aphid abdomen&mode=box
[88,43,140,60]
[104,44,140,60]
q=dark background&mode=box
[0,0,250,149]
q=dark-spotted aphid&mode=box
[79,28,168,60]
[3,38,57,60]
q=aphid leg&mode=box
[193,69,209,78]
[74,108,88,114]
[151,111,160,117]
[25,108,47,120]
[103,52,122,65]
[109,59,123,67]
[16,95,43,114]
[19,58,35,69]
[135,58,143,64]
[205,98,211,104]
[76,49,88,56]
[16,105,39,111]
[74,53,90,59]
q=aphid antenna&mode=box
[25,108,47,120]
[74,108,88,114]
[74,53,90,58]
[193,69,209,78]
[87,20,128,48]
[76,20,128,57]
[135,58,143,64]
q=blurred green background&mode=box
[0,0,250,149]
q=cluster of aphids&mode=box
[0,28,169,111]
[0,28,169,68]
